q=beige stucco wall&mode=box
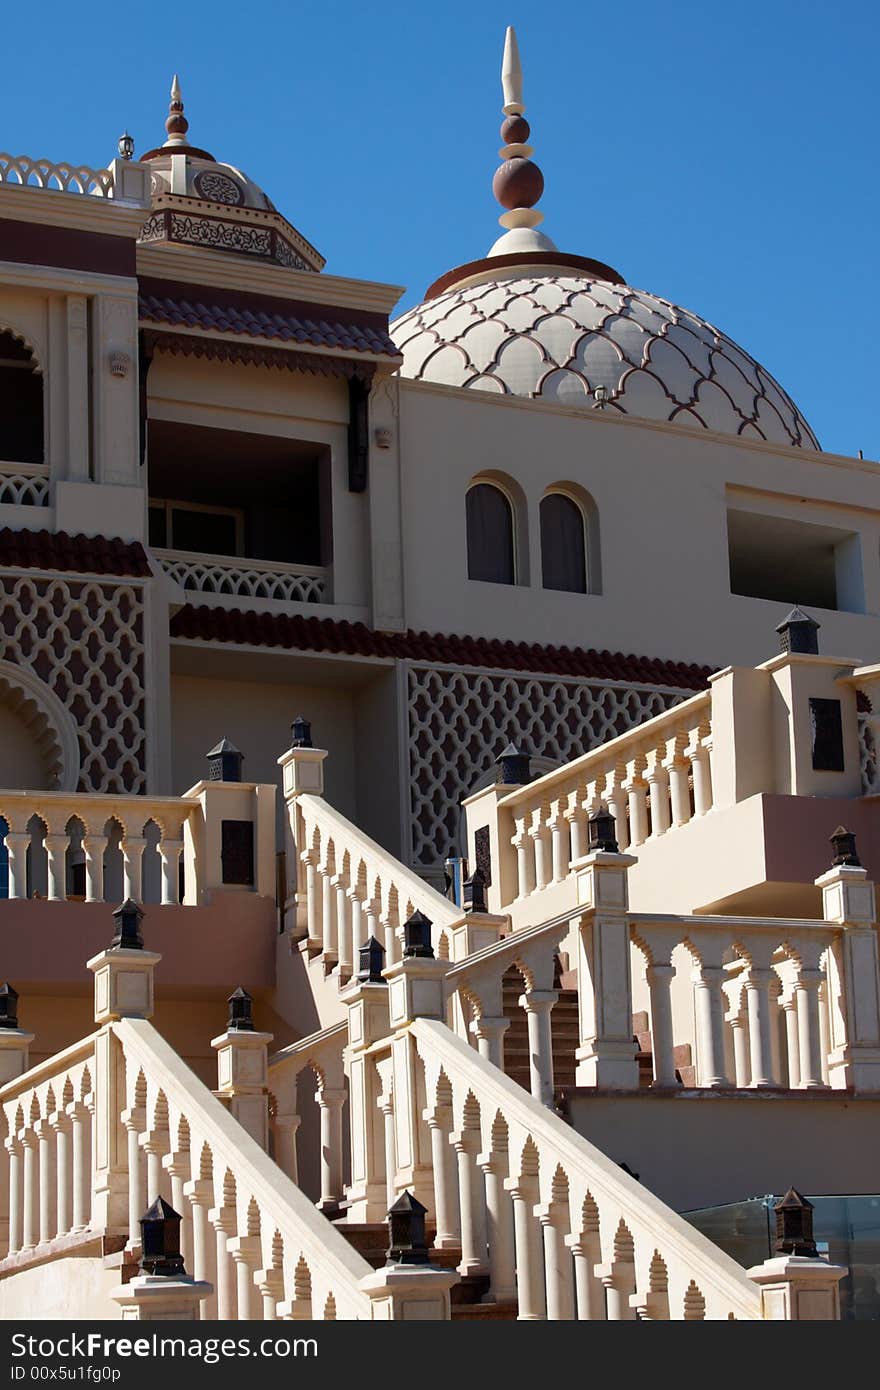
[564,1091,880,1211]
[398,380,880,667]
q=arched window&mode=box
[0,331,43,464]
[540,492,587,593]
[466,482,515,585]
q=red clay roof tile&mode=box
[138,293,399,358]
[170,604,712,689]
[0,529,151,577]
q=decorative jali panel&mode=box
[406,664,689,867]
[0,574,146,793]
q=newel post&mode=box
[88,902,160,1234]
[341,937,392,1222]
[112,1198,212,1320]
[277,717,328,935]
[572,812,639,1089]
[747,1189,846,1319]
[211,988,273,1150]
[382,912,447,1209]
[360,1192,456,1319]
[817,829,880,1091]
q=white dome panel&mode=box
[391,273,818,449]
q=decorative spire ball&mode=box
[164,74,189,146]
[488,28,557,256]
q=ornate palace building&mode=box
[0,30,877,1323]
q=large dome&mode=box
[391,271,819,451]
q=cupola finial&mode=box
[164,73,189,146]
[489,27,556,257]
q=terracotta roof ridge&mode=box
[0,528,151,577]
[169,604,713,689]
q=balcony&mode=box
[154,546,329,608]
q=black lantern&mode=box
[111,899,144,951]
[830,826,861,868]
[139,1197,186,1277]
[117,131,135,160]
[0,983,19,1030]
[588,807,619,854]
[386,1190,430,1265]
[774,1188,818,1258]
[495,742,531,787]
[357,936,386,983]
[463,868,487,914]
[290,716,313,749]
[206,738,243,783]
[776,606,820,656]
[227,986,254,1031]
[403,910,434,959]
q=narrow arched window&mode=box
[466,483,515,585]
[541,492,587,593]
[0,331,43,464]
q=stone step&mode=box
[452,1300,518,1320]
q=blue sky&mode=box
[7,0,879,457]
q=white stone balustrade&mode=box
[467,690,712,914]
[412,1017,763,1319]
[154,549,329,607]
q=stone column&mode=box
[20,1128,37,1250]
[67,1100,91,1233]
[566,1228,605,1319]
[139,1130,170,1206]
[43,833,69,901]
[4,830,31,899]
[730,1006,751,1088]
[272,1113,300,1185]
[256,1266,284,1321]
[316,1088,347,1216]
[450,1127,487,1278]
[469,1015,509,1071]
[646,760,670,838]
[645,961,677,1087]
[745,967,777,1087]
[229,1234,261,1321]
[123,1107,145,1250]
[425,1104,459,1251]
[573,848,639,1089]
[162,1150,192,1272]
[505,1171,543,1319]
[538,1201,575,1320]
[83,835,107,902]
[478,1143,515,1303]
[49,1108,72,1239]
[158,838,183,906]
[521,990,557,1107]
[34,1118,56,1245]
[183,1177,217,1320]
[596,1256,636,1321]
[782,994,801,1088]
[121,837,146,902]
[796,968,828,1089]
[209,1205,237,1320]
[690,946,731,1088]
[5,1138,21,1255]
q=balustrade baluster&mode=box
[334,879,351,977]
[505,1169,543,1319]
[521,991,557,1108]
[625,769,648,848]
[6,1137,22,1255]
[121,836,146,902]
[451,1127,488,1278]
[514,818,535,899]
[210,1206,237,1319]
[158,838,183,905]
[67,1100,90,1233]
[5,830,30,900]
[83,835,107,902]
[230,1236,261,1321]
[646,760,670,839]
[745,969,777,1087]
[184,1178,217,1319]
[425,1105,459,1251]
[796,968,827,1089]
[539,1202,575,1320]
[321,864,338,962]
[692,963,731,1088]
[606,782,629,853]
[666,753,691,828]
[315,1088,346,1215]
[20,1128,37,1249]
[645,963,677,1087]
[478,1144,515,1303]
[730,1007,751,1088]
[566,1226,605,1319]
[44,833,69,901]
[34,1118,55,1245]
[782,995,801,1088]
[122,1107,145,1249]
[303,853,320,945]
[49,1109,71,1238]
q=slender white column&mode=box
[566,1231,605,1319]
[83,835,107,902]
[49,1111,71,1238]
[334,879,351,976]
[539,1205,575,1320]
[478,1148,516,1303]
[692,965,731,1087]
[567,810,586,865]
[20,1130,37,1249]
[731,1010,751,1088]
[646,765,670,838]
[818,981,832,1085]
[272,1114,300,1185]
[121,836,146,902]
[315,1088,346,1214]
[258,1269,283,1321]
[470,1016,509,1071]
[184,1179,216,1320]
[451,1130,488,1277]
[378,1090,396,1211]
[209,1207,237,1320]
[230,1236,261,1320]
[521,991,556,1107]
[549,808,568,883]
[690,743,713,816]
[646,963,676,1087]
[514,820,534,899]
[426,1109,459,1250]
[796,971,828,1089]
[320,869,337,960]
[6,1138,22,1254]
[745,969,777,1087]
[122,1109,145,1249]
[158,838,183,905]
[140,1131,169,1204]
[606,786,629,852]
[531,823,550,891]
[67,1102,90,1233]
[666,758,691,827]
[163,1151,192,1272]
[506,1173,543,1319]
[348,892,364,964]
[600,1262,637,1320]
[5,831,31,899]
[625,777,648,848]
[303,855,320,945]
[783,997,801,1088]
[34,1119,56,1245]
[44,834,69,901]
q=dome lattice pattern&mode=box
[392,275,818,449]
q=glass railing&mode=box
[684,1194,880,1320]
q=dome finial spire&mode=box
[489,27,556,257]
[164,73,189,147]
